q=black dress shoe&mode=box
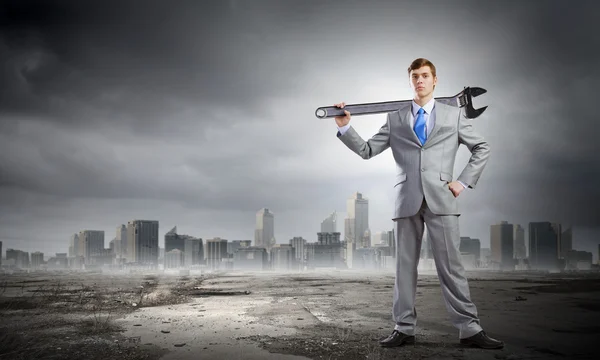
[379,330,415,347]
[460,331,504,349]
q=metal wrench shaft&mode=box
[315,86,487,119]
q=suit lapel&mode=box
[399,106,421,146]
[424,100,449,148]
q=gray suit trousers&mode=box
[393,198,483,339]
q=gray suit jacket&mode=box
[338,100,491,219]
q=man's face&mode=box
[410,66,437,98]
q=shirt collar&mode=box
[411,98,435,117]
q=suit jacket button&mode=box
[421,168,425,172]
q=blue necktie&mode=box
[414,107,427,145]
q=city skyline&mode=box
[3,204,597,264]
[1,1,598,261]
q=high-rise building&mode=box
[560,227,573,260]
[321,211,337,233]
[69,233,79,258]
[255,208,275,252]
[31,252,44,268]
[228,240,251,255]
[78,230,104,264]
[317,232,342,245]
[529,222,561,270]
[345,192,369,248]
[362,228,371,249]
[234,247,268,270]
[490,221,514,270]
[184,238,204,266]
[206,238,228,270]
[372,231,389,247]
[289,237,307,267]
[109,238,122,258]
[116,225,127,257]
[460,237,481,262]
[480,248,491,264]
[270,244,296,271]
[165,249,185,269]
[513,224,526,260]
[127,220,159,265]
[306,232,345,269]
[565,250,593,270]
[6,249,30,268]
[165,226,185,253]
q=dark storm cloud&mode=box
[471,0,600,227]
[0,0,314,133]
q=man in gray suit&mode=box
[334,58,503,349]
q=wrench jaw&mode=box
[460,86,488,119]
[465,104,488,119]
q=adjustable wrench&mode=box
[315,86,487,120]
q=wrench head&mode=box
[464,105,487,118]
[467,86,487,97]
[461,86,488,119]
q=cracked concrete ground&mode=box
[1,269,599,359]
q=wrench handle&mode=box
[315,100,413,119]
[315,86,486,119]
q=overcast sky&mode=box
[1,0,599,261]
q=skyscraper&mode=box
[560,227,573,260]
[460,237,481,262]
[289,236,307,267]
[69,233,79,257]
[529,222,561,270]
[206,238,228,270]
[321,211,337,233]
[513,224,526,260]
[490,221,514,270]
[165,226,185,253]
[127,220,159,265]
[255,208,275,252]
[164,226,203,267]
[345,192,369,248]
[116,224,127,257]
[78,230,104,265]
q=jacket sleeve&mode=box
[337,113,391,159]
[456,110,491,189]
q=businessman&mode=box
[334,58,503,349]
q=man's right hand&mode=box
[334,102,351,127]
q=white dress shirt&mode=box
[336,98,468,190]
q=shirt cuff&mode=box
[337,124,350,136]
[458,180,469,189]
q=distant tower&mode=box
[513,224,526,260]
[255,208,275,252]
[126,220,159,265]
[344,192,369,247]
[529,222,561,270]
[321,211,337,233]
[490,221,514,270]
